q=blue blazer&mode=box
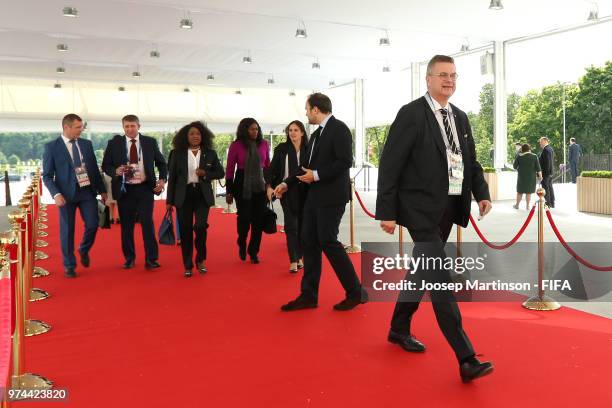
[42,137,106,201]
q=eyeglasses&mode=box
[429,72,459,80]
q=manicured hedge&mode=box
[580,171,612,178]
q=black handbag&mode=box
[97,200,111,229]
[262,200,277,234]
[158,208,176,245]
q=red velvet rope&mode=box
[546,210,612,272]
[353,190,376,219]
[469,205,536,250]
[0,278,12,396]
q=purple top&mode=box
[225,139,271,181]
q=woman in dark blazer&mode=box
[166,121,224,277]
[268,120,308,273]
[225,118,271,264]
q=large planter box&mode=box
[483,172,498,201]
[483,171,518,201]
[577,176,612,215]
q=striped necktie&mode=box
[440,109,459,154]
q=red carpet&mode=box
[19,202,612,407]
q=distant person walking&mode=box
[513,144,541,209]
[568,138,582,184]
[538,137,555,208]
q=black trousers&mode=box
[177,184,210,269]
[300,202,361,300]
[281,199,303,263]
[541,175,555,206]
[235,191,267,258]
[117,183,157,263]
[569,161,579,183]
[390,196,475,362]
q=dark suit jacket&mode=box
[42,136,105,201]
[285,116,352,208]
[375,96,490,230]
[568,143,581,163]
[102,134,168,200]
[166,148,225,208]
[268,141,307,213]
[538,145,554,176]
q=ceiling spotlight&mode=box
[56,66,65,74]
[132,70,141,78]
[53,82,62,89]
[57,43,69,52]
[62,6,78,17]
[289,90,296,96]
[150,50,160,58]
[489,0,503,10]
[180,11,193,29]
[206,74,214,81]
[180,18,193,29]
[183,87,190,92]
[312,58,320,70]
[267,77,275,85]
[118,86,126,92]
[243,54,252,64]
[588,4,599,21]
[235,89,242,95]
[295,20,307,38]
[460,42,470,52]
[379,30,391,46]
[382,65,391,73]
[329,80,336,87]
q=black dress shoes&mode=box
[196,263,207,274]
[281,296,318,311]
[184,269,193,278]
[64,267,77,278]
[333,290,369,311]
[387,330,426,352]
[123,260,135,269]
[460,357,494,383]
[79,251,90,268]
[250,256,260,264]
[145,261,161,270]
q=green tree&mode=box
[568,62,612,154]
[0,151,7,165]
[8,154,20,166]
[509,82,579,167]
[365,125,390,167]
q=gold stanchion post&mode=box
[5,212,53,392]
[30,181,50,278]
[398,226,404,255]
[17,196,52,334]
[522,188,561,311]
[344,179,361,254]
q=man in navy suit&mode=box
[42,114,107,277]
[102,115,167,270]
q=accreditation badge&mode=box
[126,164,143,184]
[75,165,91,188]
[448,150,463,195]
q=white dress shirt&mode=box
[61,134,83,163]
[187,149,201,184]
